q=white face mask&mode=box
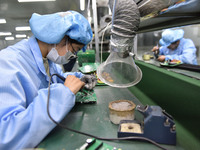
[46,47,77,64]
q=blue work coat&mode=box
[0,36,84,149]
[159,38,198,65]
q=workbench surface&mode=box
[38,86,183,150]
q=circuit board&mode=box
[75,89,97,103]
[77,138,122,150]
[79,63,100,73]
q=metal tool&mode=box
[77,138,120,150]
[54,73,92,87]
[78,139,96,150]
[118,105,176,145]
[153,44,159,59]
[53,74,97,103]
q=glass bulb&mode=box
[97,51,142,88]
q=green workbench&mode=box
[129,60,200,150]
[38,60,200,150]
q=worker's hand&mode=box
[157,55,166,62]
[81,75,97,90]
[64,75,85,94]
[151,46,159,52]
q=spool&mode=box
[109,100,136,124]
[142,54,151,61]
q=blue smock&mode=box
[0,36,84,149]
[159,38,198,65]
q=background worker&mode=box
[0,11,96,150]
[151,29,198,65]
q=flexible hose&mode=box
[108,0,140,53]
[109,0,140,38]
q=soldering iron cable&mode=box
[46,74,168,150]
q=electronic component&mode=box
[75,89,97,103]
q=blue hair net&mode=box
[29,11,93,52]
[159,29,184,46]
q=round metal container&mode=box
[109,100,136,124]
[142,54,151,61]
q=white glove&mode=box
[81,75,97,90]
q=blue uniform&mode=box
[159,38,198,65]
[0,36,84,149]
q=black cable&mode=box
[136,0,143,5]
[47,74,168,150]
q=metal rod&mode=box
[92,0,100,62]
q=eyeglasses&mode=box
[171,41,178,45]
[66,43,78,60]
[70,43,79,55]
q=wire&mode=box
[98,21,111,34]
[47,74,168,150]
[111,0,117,28]
[136,0,143,5]
[100,22,111,63]
[87,0,91,12]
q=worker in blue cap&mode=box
[152,29,197,65]
[0,11,96,149]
